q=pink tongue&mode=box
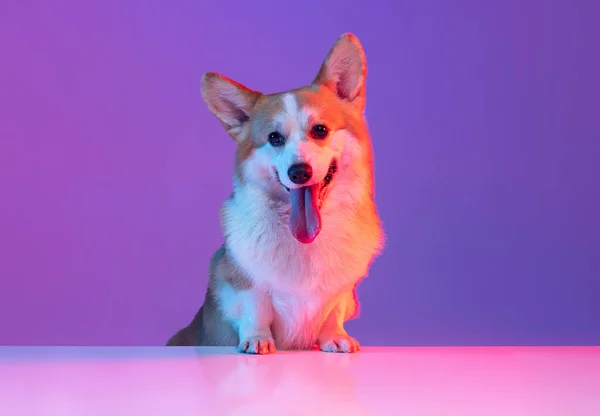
[289,184,321,244]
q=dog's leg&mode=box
[317,291,360,353]
[209,246,275,353]
[234,288,276,354]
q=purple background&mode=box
[1,0,599,346]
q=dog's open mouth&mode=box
[274,159,337,244]
[275,159,337,204]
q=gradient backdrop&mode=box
[1,0,599,346]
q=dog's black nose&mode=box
[288,163,313,185]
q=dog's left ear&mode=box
[313,33,367,112]
[201,72,262,141]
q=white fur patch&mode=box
[217,283,274,339]
[282,93,298,119]
[216,284,243,320]
[280,93,315,133]
[276,94,302,143]
[270,289,324,348]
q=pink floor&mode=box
[1,346,599,415]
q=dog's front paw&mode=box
[318,334,360,353]
[237,336,276,355]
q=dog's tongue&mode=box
[289,184,321,244]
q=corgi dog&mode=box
[167,33,384,354]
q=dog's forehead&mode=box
[255,87,340,128]
[256,92,310,127]
[277,93,313,132]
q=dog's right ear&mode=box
[313,33,367,112]
[201,73,262,141]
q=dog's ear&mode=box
[313,33,367,112]
[201,73,262,141]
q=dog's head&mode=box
[201,34,374,244]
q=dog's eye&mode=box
[311,124,329,139]
[268,132,284,147]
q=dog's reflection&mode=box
[197,350,368,415]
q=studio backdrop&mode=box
[1,0,598,346]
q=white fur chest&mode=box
[221,186,382,347]
[269,286,331,349]
[222,186,380,291]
